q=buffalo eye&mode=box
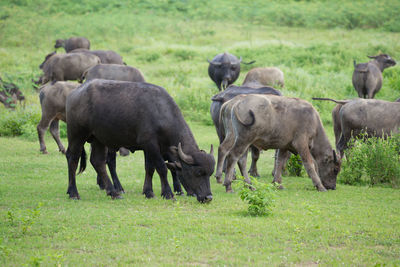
[196,169,206,177]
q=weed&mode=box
[285,154,304,177]
[234,177,277,216]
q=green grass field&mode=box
[1,0,400,266]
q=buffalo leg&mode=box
[248,145,260,177]
[272,149,290,189]
[106,150,125,193]
[171,170,183,195]
[223,141,251,192]
[49,119,66,154]
[294,141,326,191]
[142,155,155,198]
[90,140,121,199]
[237,150,251,184]
[66,141,85,199]
[215,129,236,183]
[37,115,56,154]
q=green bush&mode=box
[285,154,304,177]
[233,177,277,216]
[0,105,41,138]
[339,134,400,188]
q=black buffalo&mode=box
[65,80,215,202]
[207,52,255,91]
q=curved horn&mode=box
[367,55,376,59]
[178,143,194,164]
[207,59,221,66]
[238,56,242,63]
[209,144,214,156]
[242,60,256,65]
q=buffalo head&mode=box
[368,54,396,70]
[54,39,65,49]
[317,150,341,190]
[166,143,215,203]
[208,52,255,91]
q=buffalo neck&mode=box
[311,122,333,162]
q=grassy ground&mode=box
[1,0,400,265]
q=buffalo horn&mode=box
[207,59,221,66]
[209,144,214,156]
[178,143,194,164]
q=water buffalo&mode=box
[82,64,145,82]
[352,54,396,99]
[313,97,400,157]
[242,67,285,88]
[69,49,125,65]
[39,52,100,84]
[65,80,215,202]
[37,81,80,154]
[207,52,255,91]
[210,85,282,179]
[54,37,90,53]
[217,94,340,192]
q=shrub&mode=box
[0,105,41,138]
[285,154,304,177]
[339,134,400,188]
[233,177,277,216]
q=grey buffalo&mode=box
[352,54,396,99]
[313,97,400,157]
[39,52,100,84]
[83,64,145,82]
[69,49,125,65]
[207,52,255,91]
[65,80,215,202]
[54,37,90,53]
[242,67,285,88]
[37,81,80,154]
[216,94,340,192]
[210,85,282,179]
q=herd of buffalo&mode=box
[3,36,399,203]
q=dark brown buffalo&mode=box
[39,52,100,84]
[55,37,90,53]
[69,49,125,65]
[65,80,215,202]
[217,94,340,192]
[82,64,145,82]
[352,54,396,99]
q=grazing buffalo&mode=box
[313,97,400,157]
[69,49,125,65]
[82,64,145,82]
[65,80,215,202]
[37,81,80,154]
[210,85,282,178]
[55,37,90,52]
[39,52,100,84]
[242,67,285,88]
[352,54,396,99]
[217,94,340,192]
[207,52,255,91]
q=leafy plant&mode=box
[234,177,277,216]
[285,154,304,177]
[339,134,400,187]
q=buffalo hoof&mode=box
[59,148,66,154]
[161,191,175,200]
[41,150,48,154]
[317,186,327,192]
[248,170,260,177]
[175,191,184,196]
[225,184,233,193]
[112,194,123,200]
[69,195,80,200]
[143,190,155,199]
[215,176,222,184]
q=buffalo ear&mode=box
[166,161,182,171]
[367,55,377,59]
